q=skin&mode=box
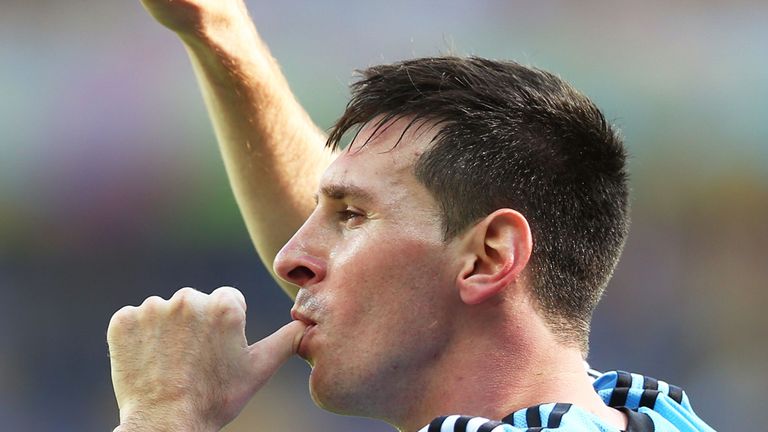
[108,287,307,432]
[110,2,631,431]
[273,120,629,431]
[139,0,332,298]
[274,121,463,422]
[108,120,628,431]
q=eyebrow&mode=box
[314,184,376,204]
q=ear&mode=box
[456,209,533,305]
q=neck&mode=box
[392,302,625,432]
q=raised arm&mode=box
[140,0,334,298]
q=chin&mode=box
[308,366,380,417]
[308,368,348,413]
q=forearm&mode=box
[178,12,332,298]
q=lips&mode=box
[291,309,317,327]
[291,309,318,360]
[297,323,317,360]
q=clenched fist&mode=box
[107,287,306,432]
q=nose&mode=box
[273,243,327,288]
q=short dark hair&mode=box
[327,56,629,351]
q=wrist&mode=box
[180,15,275,75]
[176,5,260,57]
[116,403,220,432]
[177,16,284,101]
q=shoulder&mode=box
[593,370,716,432]
[420,404,606,432]
[418,415,516,432]
[419,370,716,432]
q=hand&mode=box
[107,287,306,431]
[138,0,251,37]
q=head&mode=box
[274,56,629,423]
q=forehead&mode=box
[320,118,438,194]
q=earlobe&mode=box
[458,259,516,305]
[456,209,532,305]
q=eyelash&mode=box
[338,209,364,223]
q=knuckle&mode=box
[107,306,137,339]
[174,286,198,299]
[110,305,138,325]
[170,287,203,312]
[220,307,246,327]
[210,295,245,326]
[140,295,166,313]
[211,285,239,298]
[212,286,246,310]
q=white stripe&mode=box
[630,372,645,389]
[441,415,460,432]
[465,417,491,432]
[657,379,670,395]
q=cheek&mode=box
[312,236,456,404]
[324,221,457,335]
[332,234,452,328]
[335,233,445,295]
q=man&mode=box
[106,1,715,431]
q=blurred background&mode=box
[1,0,766,430]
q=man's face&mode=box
[274,119,464,419]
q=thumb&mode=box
[247,320,308,382]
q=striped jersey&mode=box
[418,370,715,432]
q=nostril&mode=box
[287,266,316,284]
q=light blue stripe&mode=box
[626,387,642,409]
[511,410,527,427]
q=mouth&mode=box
[291,309,318,327]
[291,309,318,360]
[298,324,317,361]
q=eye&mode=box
[337,208,365,225]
